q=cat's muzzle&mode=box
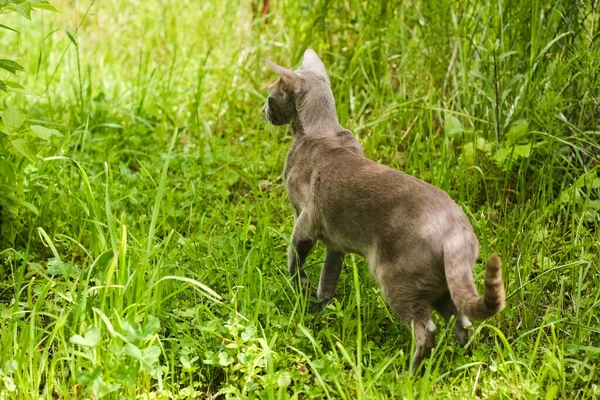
[262,102,271,122]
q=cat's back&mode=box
[286,129,467,221]
[307,133,471,231]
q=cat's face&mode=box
[263,49,329,126]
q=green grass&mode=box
[1,0,599,398]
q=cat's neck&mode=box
[291,88,343,136]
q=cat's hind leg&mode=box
[432,293,472,347]
[386,293,436,374]
[404,304,437,375]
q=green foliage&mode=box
[0,1,59,88]
[0,360,18,393]
[0,0,599,398]
[69,314,164,399]
[0,0,59,245]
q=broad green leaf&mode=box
[278,372,291,388]
[30,125,52,140]
[123,320,142,343]
[218,351,234,366]
[203,350,218,365]
[141,346,161,369]
[0,158,14,181]
[572,171,600,189]
[545,384,559,400]
[241,325,256,341]
[48,257,80,276]
[123,315,159,344]
[4,81,33,96]
[0,23,18,33]
[493,143,532,168]
[444,114,463,135]
[3,360,17,374]
[493,147,512,166]
[587,200,600,210]
[180,354,198,370]
[2,107,26,131]
[2,376,16,392]
[0,59,25,75]
[559,187,581,205]
[31,3,61,12]
[4,81,24,89]
[30,124,62,140]
[180,386,196,396]
[92,377,120,399]
[462,143,476,163]
[512,143,532,158]
[113,360,138,386]
[180,354,192,369]
[237,352,249,364]
[141,315,160,339]
[77,366,121,399]
[124,343,160,371]
[70,327,100,347]
[76,366,101,385]
[0,80,6,92]
[505,120,528,145]
[461,137,492,165]
[10,138,37,162]
[123,343,143,359]
[14,1,32,19]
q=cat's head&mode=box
[263,49,330,126]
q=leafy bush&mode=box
[0,0,59,245]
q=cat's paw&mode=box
[309,297,331,313]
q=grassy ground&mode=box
[1,0,599,398]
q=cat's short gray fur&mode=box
[264,49,505,374]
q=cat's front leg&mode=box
[312,248,344,312]
[288,211,315,289]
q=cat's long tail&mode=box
[444,250,505,320]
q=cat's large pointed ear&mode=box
[266,60,297,90]
[301,49,329,82]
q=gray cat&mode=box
[263,49,505,373]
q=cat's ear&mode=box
[301,49,329,82]
[266,60,297,90]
